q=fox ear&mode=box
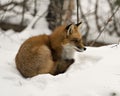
[76,22,82,29]
[65,24,74,36]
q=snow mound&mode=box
[0,31,120,96]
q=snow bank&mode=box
[0,0,120,96]
[0,29,120,96]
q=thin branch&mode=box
[33,0,37,16]
[76,0,80,23]
[31,11,48,29]
[90,6,120,46]
[0,1,25,10]
[107,0,120,36]
[20,0,27,26]
[95,0,101,32]
[79,0,90,43]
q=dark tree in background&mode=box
[46,0,74,30]
[46,0,64,30]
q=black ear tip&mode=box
[76,22,82,26]
[79,21,82,24]
[65,24,72,30]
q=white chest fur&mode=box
[62,43,75,60]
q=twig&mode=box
[24,10,48,29]
[90,6,120,46]
[107,0,119,36]
[95,0,101,32]
[33,0,37,16]
[20,0,27,26]
[31,11,47,29]
[76,0,80,23]
[79,0,90,43]
[0,1,25,10]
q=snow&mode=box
[0,0,120,96]
[0,30,120,96]
[0,22,120,96]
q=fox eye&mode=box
[72,39,79,43]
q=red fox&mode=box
[15,22,86,78]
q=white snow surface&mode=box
[0,0,120,96]
[0,24,120,96]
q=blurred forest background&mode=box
[0,0,120,46]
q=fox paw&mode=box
[65,59,75,64]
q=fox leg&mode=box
[53,59,74,75]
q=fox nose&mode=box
[84,47,86,51]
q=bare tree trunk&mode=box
[46,0,74,31]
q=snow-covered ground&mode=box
[0,0,120,96]
[0,28,120,96]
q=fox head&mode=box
[62,22,86,52]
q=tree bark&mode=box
[46,0,74,31]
